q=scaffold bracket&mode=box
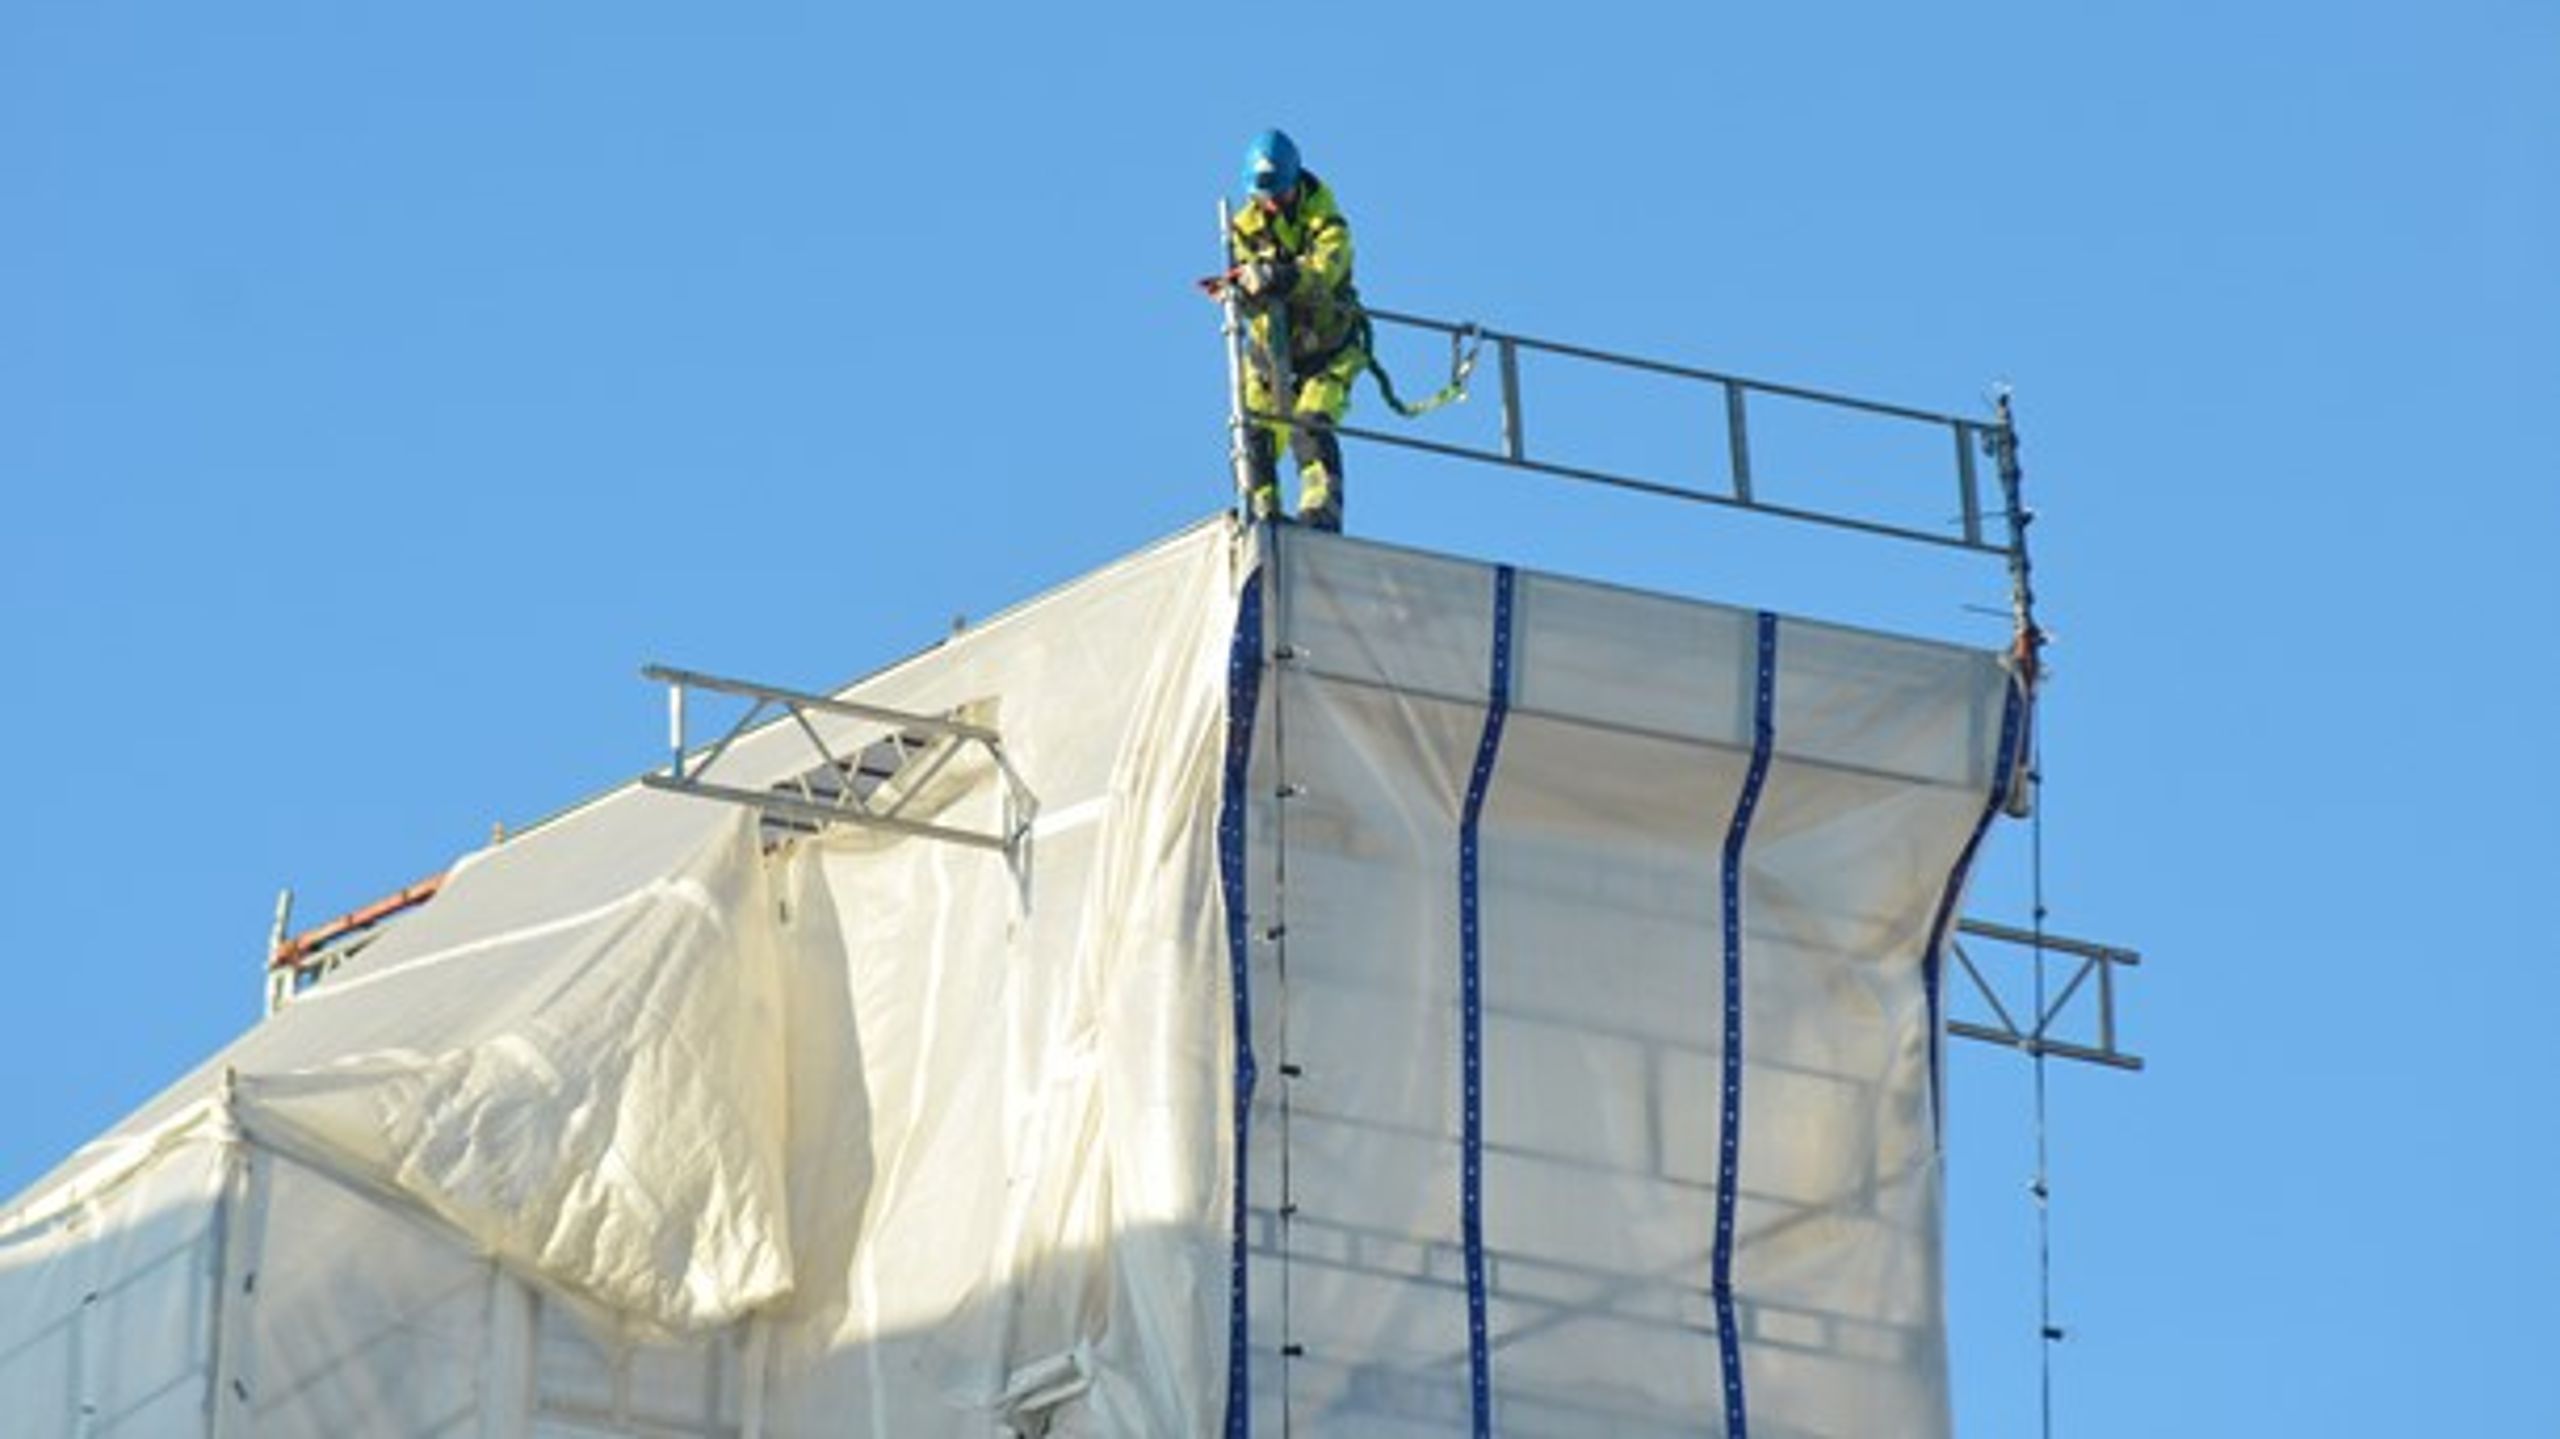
[1949,918,2144,1071]
[641,663,1036,858]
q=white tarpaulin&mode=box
[0,518,2019,1436]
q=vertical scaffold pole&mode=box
[667,681,687,779]
[1988,389,2043,687]
[264,889,295,1014]
[1988,389,2042,821]
[2029,739,2060,1439]
[1217,199,1254,515]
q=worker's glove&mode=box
[1238,258,1297,300]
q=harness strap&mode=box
[1358,313,1482,418]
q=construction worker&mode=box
[1226,129,1364,532]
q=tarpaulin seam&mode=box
[1458,564,1516,1439]
[1923,674,2026,1134]
[1715,610,1779,1439]
[1220,567,1267,1439]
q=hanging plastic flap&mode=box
[230,808,795,1335]
[754,519,1246,1436]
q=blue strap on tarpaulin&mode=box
[1220,569,1267,1439]
[1714,610,1780,1438]
[1458,564,1516,1438]
[1923,674,2028,1133]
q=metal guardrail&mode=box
[1343,307,2013,558]
[1219,278,2030,571]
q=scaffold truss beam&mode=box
[640,663,1036,857]
[1948,918,2143,1071]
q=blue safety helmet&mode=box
[1241,129,1301,199]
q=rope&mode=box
[1992,387,2062,1436]
[2031,736,2059,1439]
[1359,312,1481,418]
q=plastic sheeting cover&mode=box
[1238,530,2015,1437]
[230,805,797,1335]
[0,518,2017,1438]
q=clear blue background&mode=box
[5,4,2554,1433]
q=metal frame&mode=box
[1210,266,2144,1077]
[264,875,447,1013]
[207,1082,269,1439]
[1217,197,1256,507]
[1288,304,2015,558]
[641,663,1036,858]
[1949,918,2143,1070]
[1218,196,1304,516]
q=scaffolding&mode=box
[1215,222,2141,1436]
[266,298,2144,1076]
[180,250,2148,1438]
[1218,264,2133,1060]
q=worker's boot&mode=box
[1298,464,1343,533]
[1294,427,1345,533]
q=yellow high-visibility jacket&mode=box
[1228,171,1363,370]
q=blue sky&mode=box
[5,3,2555,1433]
